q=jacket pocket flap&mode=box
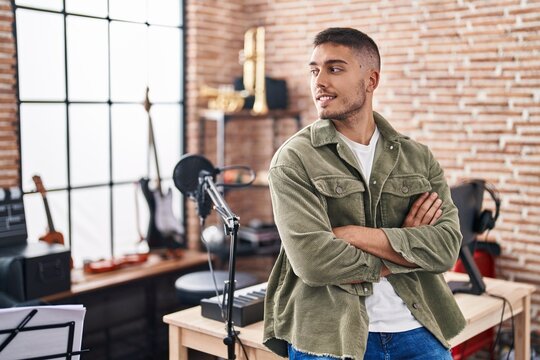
[382,175,431,197]
[313,176,365,198]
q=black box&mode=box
[0,242,71,300]
[234,76,289,110]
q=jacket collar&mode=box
[310,111,402,147]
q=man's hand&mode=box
[402,192,443,228]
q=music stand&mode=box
[0,307,88,360]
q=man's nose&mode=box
[314,72,328,88]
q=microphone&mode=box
[196,170,213,220]
[173,154,217,221]
[173,154,256,221]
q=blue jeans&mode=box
[288,327,453,359]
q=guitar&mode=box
[139,87,185,250]
[32,175,65,246]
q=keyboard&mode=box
[200,282,267,327]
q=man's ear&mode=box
[366,69,380,93]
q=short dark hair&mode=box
[313,27,380,70]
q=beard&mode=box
[315,80,367,121]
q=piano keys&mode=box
[200,282,267,327]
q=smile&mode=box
[316,94,336,106]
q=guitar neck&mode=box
[32,175,57,233]
[42,196,56,233]
[148,113,164,196]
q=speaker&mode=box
[0,242,71,301]
[234,76,288,110]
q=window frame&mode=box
[12,0,187,260]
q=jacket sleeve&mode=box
[269,164,383,287]
[381,149,462,274]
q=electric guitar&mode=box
[140,87,185,250]
[32,175,65,246]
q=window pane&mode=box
[71,188,110,267]
[148,0,181,26]
[69,104,110,187]
[150,104,181,180]
[111,104,148,182]
[113,183,149,257]
[16,9,65,101]
[20,104,67,192]
[149,26,181,102]
[110,21,147,102]
[109,0,146,23]
[24,191,69,247]
[66,0,107,17]
[67,16,109,101]
[15,0,63,11]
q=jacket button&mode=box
[335,186,343,194]
[363,287,369,292]
[412,303,420,309]
[372,180,377,185]
[402,186,409,194]
[390,145,394,150]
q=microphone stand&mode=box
[201,174,240,360]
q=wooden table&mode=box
[163,272,535,360]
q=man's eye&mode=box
[310,69,319,76]
[330,67,342,73]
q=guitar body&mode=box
[140,88,185,252]
[153,188,184,235]
[39,231,64,245]
[140,178,185,250]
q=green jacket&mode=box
[263,112,466,359]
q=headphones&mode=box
[465,179,501,233]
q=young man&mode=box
[263,28,466,359]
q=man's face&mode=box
[309,43,372,121]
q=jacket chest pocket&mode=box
[313,176,366,227]
[380,175,432,227]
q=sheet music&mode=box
[0,305,86,360]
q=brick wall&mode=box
[186,0,540,331]
[0,0,17,188]
[2,0,538,333]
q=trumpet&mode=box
[199,84,247,113]
[241,27,268,115]
[200,27,269,114]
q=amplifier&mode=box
[0,242,71,300]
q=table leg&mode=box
[169,325,188,360]
[514,295,531,360]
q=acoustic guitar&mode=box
[32,175,65,245]
[139,87,185,251]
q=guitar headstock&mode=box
[144,86,151,113]
[32,175,46,195]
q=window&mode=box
[14,0,185,267]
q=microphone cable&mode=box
[199,217,226,322]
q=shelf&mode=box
[201,109,302,122]
[199,109,302,168]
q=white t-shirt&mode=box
[338,128,422,333]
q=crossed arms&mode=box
[333,192,443,277]
[268,158,462,287]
